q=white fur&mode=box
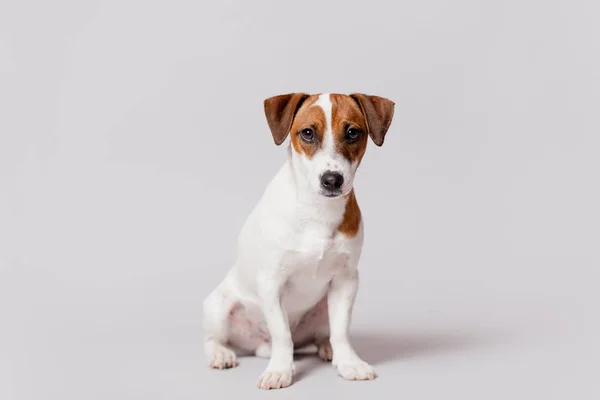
[203,94,374,390]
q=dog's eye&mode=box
[300,128,315,142]
[346,128,361,143]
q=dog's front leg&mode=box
[256,274,294,390]
[328,268,376,381]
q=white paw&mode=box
[209,345,238,369]
[257,366,294,390]
[336,360,376,381]
[317,341,333,362]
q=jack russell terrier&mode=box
[203,92,395,390]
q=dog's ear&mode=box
[264,93,310,145]
[350,94,395,146]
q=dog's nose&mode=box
[320,171,344,191]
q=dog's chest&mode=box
[278,223,350,312]
[283,219,349,270]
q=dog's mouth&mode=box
[320,189,344,198]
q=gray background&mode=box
[1,0,599,399]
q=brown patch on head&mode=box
[330,94,370,166]
[288,95,325,159]
[264,92,394,161]
[337,190,361,237]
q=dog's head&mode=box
[264,93,395,198]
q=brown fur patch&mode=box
[349,94,395,147]
[289,95,325,159]
[338,190,361,237]
[263,93,310,145]
[330,94,370,166]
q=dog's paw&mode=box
[317,341,333,362]
[336,360,376,381]
[208,345,238,369]
[257,366,294,390]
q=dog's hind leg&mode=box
[292,296,333,362]
[203,283,239,369]
[312,317,333,362]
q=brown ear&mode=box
[350,94,395,146]
[264,93,309,145]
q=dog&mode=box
[202,92,395,390]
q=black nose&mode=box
[320,171,344,190]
